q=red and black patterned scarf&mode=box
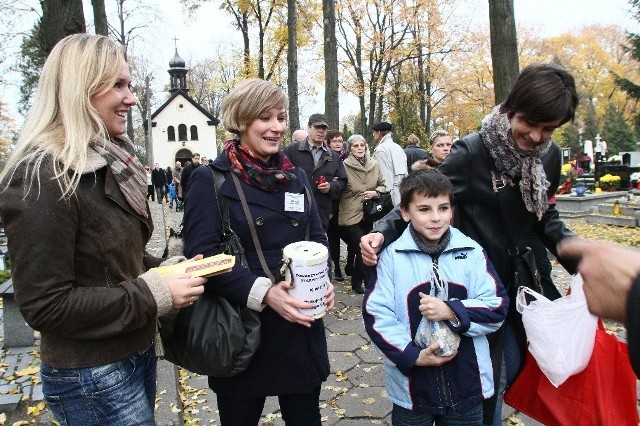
[225,139,296,192]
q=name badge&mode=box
[285,192,305,212]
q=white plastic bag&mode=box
[413,261,460,356]
[516,273,598,387]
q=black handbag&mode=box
[363,191,393,222]
[158,168,263,377]
[510,246,542,294]
[158,288,260,377]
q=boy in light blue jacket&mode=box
[363,169,508,425]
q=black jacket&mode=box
[180,162,199,197]
[283,139,347,230]
[628,275,640,378]
[151,167,167,188]
[375,133,576,290]
[404,144,429,170]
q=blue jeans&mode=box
[41,346,157,426]
[392,402,483,426]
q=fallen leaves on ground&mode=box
[26,402,46,416]
[15,367,38,377]
[506,413,525,425]
[564,218,640,247]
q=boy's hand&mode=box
[418,292,456,322]
[415,342,456,366]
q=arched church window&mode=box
[167,126,176,141]
[190,125,199,141]
[178,124,188,141]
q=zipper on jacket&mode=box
[432,257,454,409]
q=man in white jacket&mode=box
[372,121,408,205]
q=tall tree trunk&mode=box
[286,0,300,132]
[40,0,86,56]
[91,0,108,36]
[488,0,519,105]
[323,0,339,128]
[241,13,251,76]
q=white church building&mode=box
[149,49,219,168]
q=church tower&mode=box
[168,48,188,93]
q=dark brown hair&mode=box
[326,129,344,143]
[499,64,578,126]
[399,169,454,208]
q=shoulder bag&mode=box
[158,167,265,377]
[363,191,393,222]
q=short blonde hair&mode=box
[429,129,449,146]
[1,34,126,198]
[221,78,288,134]
[406,134,420,146]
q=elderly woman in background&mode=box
[338,134,386,294]
[0,34,206,425]
[183,78,335,425]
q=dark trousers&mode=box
[147,185,155,201]
[340,221,373,288]
[216,387,321,426]
[327,213,352,274]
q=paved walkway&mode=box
[0,201,636,425]
[157,203,560,425]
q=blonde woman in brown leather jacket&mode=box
[0,34,206,425]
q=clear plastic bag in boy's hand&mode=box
[414,317,461,356]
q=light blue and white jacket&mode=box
[363,226,508,415]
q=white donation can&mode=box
[283,241,328,319]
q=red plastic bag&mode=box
[504,323,638,426]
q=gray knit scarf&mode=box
[90,137,148,218]
[409,225,452,257]
[479,107,551,220]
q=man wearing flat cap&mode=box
[284,113,347,232]
[371,121,407,205]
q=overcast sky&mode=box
[2,0,638,123]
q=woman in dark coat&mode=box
[183,78,335,425]
[360,64,579,425]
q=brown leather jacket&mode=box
[0,151,170,369]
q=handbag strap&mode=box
[209,166,272,281]
[230,172,276,282]
[210,167,232,237]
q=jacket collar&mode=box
[377,132,394,146]
[299,138,328,152]
[344,155,375,172]
[72,147,108,174]
[394,226,475,254]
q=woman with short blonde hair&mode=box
[184,77,335,425]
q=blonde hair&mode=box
[429,129,449,146]
[221,78,287,134]
[406,134,420,146]
[0,34,126,198]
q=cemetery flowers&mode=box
[557,162,584,194]
[598,174,621,191]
